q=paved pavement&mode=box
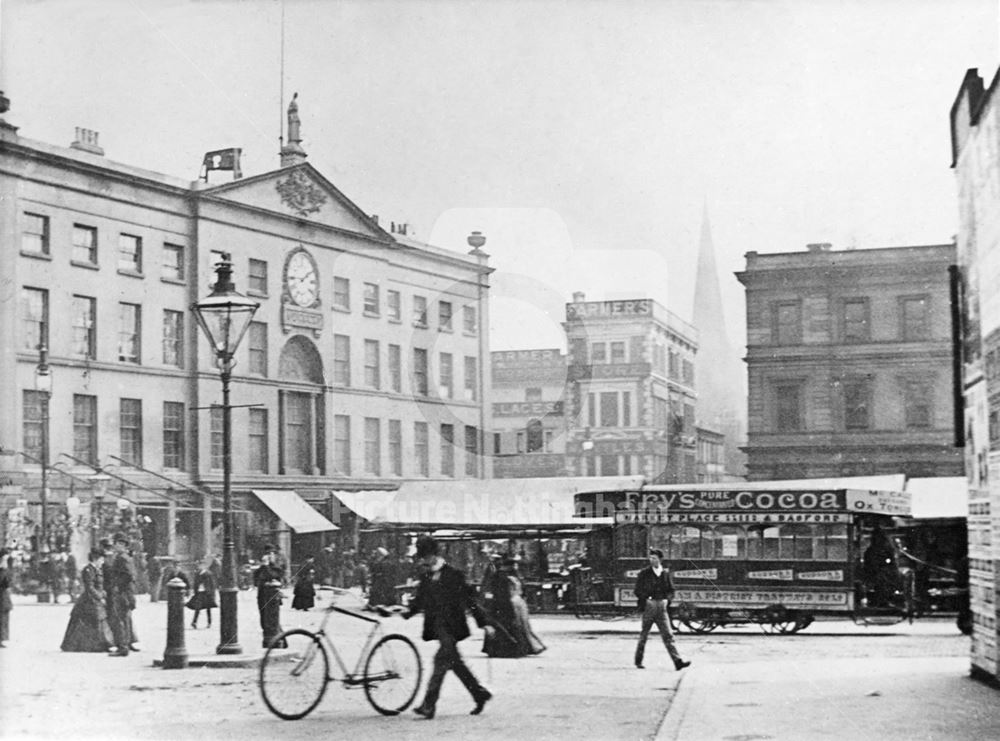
[653,618,1000,741]
[3,591,998,740]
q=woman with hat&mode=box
[484,554,545,658]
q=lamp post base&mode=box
[215,587,242,655]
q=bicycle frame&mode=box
[308,599,388,686]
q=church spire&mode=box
[692,201,747,477]
[280,92,307,167]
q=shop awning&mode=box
[334,476,639,530]
[252,489,339,533]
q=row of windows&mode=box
[20,288,480,400]
[331,336,479,400]
[568,336,695,384]
[770,296,930,345]
[22,391,480,479]
[619,523,850,562]
[23,211,192,280]
[335,277,477,334]
[23,213,478,336]
[772,377,933,431]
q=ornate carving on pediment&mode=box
[275,169,327,217]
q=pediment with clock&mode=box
[281,246,324,336]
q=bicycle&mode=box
[259,587,422,720]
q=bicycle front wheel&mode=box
[363,633,422,716]
[259,629,330,720]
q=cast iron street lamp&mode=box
[467,231,488,478]
[192,254,259,655]
[35,345,52,602]
[88,473,110,546]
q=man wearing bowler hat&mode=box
[404,535,493,719]
[633,548,690,671]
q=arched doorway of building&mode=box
[277,335,326,476]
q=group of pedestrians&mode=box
[60,533,138,656]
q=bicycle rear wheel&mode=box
[363,633,422,716]
[259,629,330,720]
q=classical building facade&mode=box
[563,294,699,482]
[737,242,962,481]
[0,99,492,567]
[951,66,1000,684]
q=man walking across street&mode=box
[634,548,690,671]
[404,536,494,719]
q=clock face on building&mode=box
[286,250,318,307]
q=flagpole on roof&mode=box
[279,0,285,153]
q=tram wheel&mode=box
[682,618,718,634]
[759,604,791,634]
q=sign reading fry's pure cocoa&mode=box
[577,487,911,519]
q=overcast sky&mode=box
[2,0,997,350]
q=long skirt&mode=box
[186,590,218,611]
[291,583,315,611]
[510,595,546,655]
[61,599,114,652]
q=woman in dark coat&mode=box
[0,548,12,647]
[186,556,219,629]
[291,559,316,611]
[60,549,114,652]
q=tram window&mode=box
[698,528,715,559]
[763,526,781,559]
[784,524,814,559]
[615,523,648,558]
[746,527,763,559]
[713,526,744,558]
[681,526,703,559]
[821,524,848,561]
[649,525,675,559]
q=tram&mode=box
[574,483,923,633]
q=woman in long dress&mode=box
[484,557,546,657]
[291,560,316,611]
[61,549,114,652]
[506,559,546,655]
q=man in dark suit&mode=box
[634,548,690,671]
[404,536,493,719]
[108,533,138,656]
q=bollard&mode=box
[162,577,189,669]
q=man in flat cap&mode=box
[633,548,689,671]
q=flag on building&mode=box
[201,148,242,180]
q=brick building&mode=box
[563,293,699,482]
[737,242,962,481]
